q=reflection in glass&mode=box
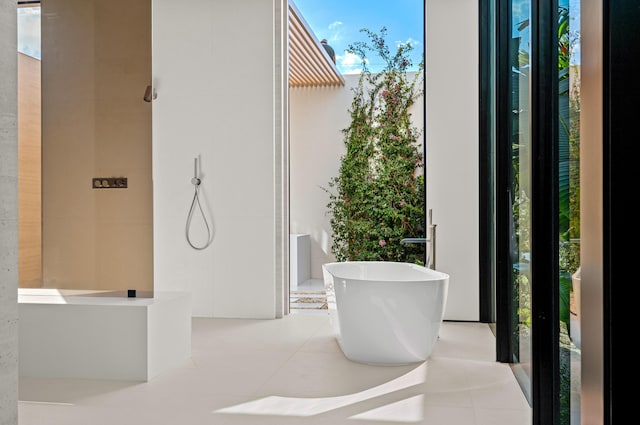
[510,0,532,400]
[17,0,153,297]
[563,1,581,423]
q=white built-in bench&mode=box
[18,289,191,381]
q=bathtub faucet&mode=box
[401,209,437,269]
[400,238,429,244]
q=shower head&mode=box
[143,85,157,102]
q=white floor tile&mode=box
[18,317,531,425]
[475,407,532,425]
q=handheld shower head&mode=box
[186,155,213,250]
[191,157,201,185]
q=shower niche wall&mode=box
[18,0,153,296]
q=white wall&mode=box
[0,0,19,422]
[152,0,285,318]
[426,0,479,321]
[289,80,352,278]
[151,0,478,321]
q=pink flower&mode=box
[379,239,387,247]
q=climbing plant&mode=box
[324,27,426,264]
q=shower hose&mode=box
[186,158,214,250]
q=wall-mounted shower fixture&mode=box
[92,177,128,189]
[186,157,214,250]
[191,158,201,186]
[143,85,157,102]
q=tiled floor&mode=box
[18,315,531,425]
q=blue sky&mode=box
[293,0,424,74]
[18,1,578,69]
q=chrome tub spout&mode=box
[401,209,437,269]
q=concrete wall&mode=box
[152,0,286,318]
[426,0,479,321]
[0,0,19,423]
[289,84,346,279]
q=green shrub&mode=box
[324,27,425,264]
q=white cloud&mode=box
[339,51,366,75]
[328,21,343,31]
[325,21,344,44]
[396,37,421,49]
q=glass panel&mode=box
[17,5,42,287]
[17,6,40,59]
[488,0,497,324]
[17,0,153,297]
[561,0,581,423]
[510,0,532,396]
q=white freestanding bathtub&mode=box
[322,261,449,365]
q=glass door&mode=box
[490,0,582,423]
[509,0,533,400]
[560,1,581,423]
